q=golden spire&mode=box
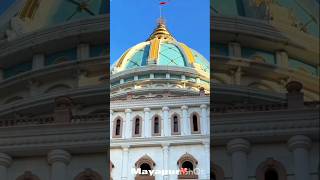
[147,18,175,41]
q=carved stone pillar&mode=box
[77,43,89,60]
[286,81,304,109]
[288,135,312,180]
[48,149,71,180]
[227,138,250,180]
[124,109,132,138]
[181,105,189,135]
[275,50,288,68]
[200,104,208,135]
[228,42,241,57]
[203,141,210,179]
[162,144,169,180]
[54,97,72,123]
[0,153,12,180]
[110,110,113,139]
[121,145,129,180]
[144,108,151,138]
[162,107,170,136]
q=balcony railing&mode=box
[0,113,107,128]
[213,101,319,113]
[0,115,54,127]
[71,113,108,123]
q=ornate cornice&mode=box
[0,15,109,59]
[212,108,319,145]
[111,95,209,111]
[111,135,209,148]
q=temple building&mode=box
[0,0,108,179]
[110,19,210,180]
[211,0,319,180]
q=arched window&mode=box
[152,115,161,136]
[135,155,156,180]
[211,164,225,180]
[190,113,201,134]
[182,161,194,170]
[74,168,103,180]
[132,116,142,137]
[113,117,123,138]
[265,169,279,180]
[16,171,40,180]
[171,114,181,135]
[256,158,287,180]
[177,153,198,179]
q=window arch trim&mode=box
[16,171,40,180]
[190,112,201,134]
[74,168,103,180]
[132,115,143,137]
[256,158,287,180]
[171,113,181,135]
[151,114,161,136]
[177,153,199,179]
[112,116,123,138]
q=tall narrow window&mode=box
[133,116,142,137]
[135,118,140,134]
[154,117,159,133]
[173,116,179,132]
[171,114,180,135]
[191,113,200,134]
[113,117,123,138]
[152,115,161,136]
[115,119,121,136]
[193,115,198,131]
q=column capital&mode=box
[121,145,130,151]
[288,135,312,151]
[0,153,12,167]
[47,149,71,165]
[181,105,188,110]
[200,104,208,109]
[202,139,210,146]
[125,109,132,113]
[162,106,169,111]
[110,110,114,115]
[144,108,151,112]
[162,143,170,149]
[227,138,250,154]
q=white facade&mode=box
[110,19,211,179]
[0,1,109,180]
[211,1,319,180]
[110,97,210,179]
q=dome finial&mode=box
[147,17,175,41]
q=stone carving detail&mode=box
[74,168,102,180]
[16,171,40,180]
[256,158,287,180]
[135,154,156,168]
[5,17,26,41]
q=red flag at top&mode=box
[160,1,168,5]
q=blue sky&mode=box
[110,0,210,64]
[0,0,15,15]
